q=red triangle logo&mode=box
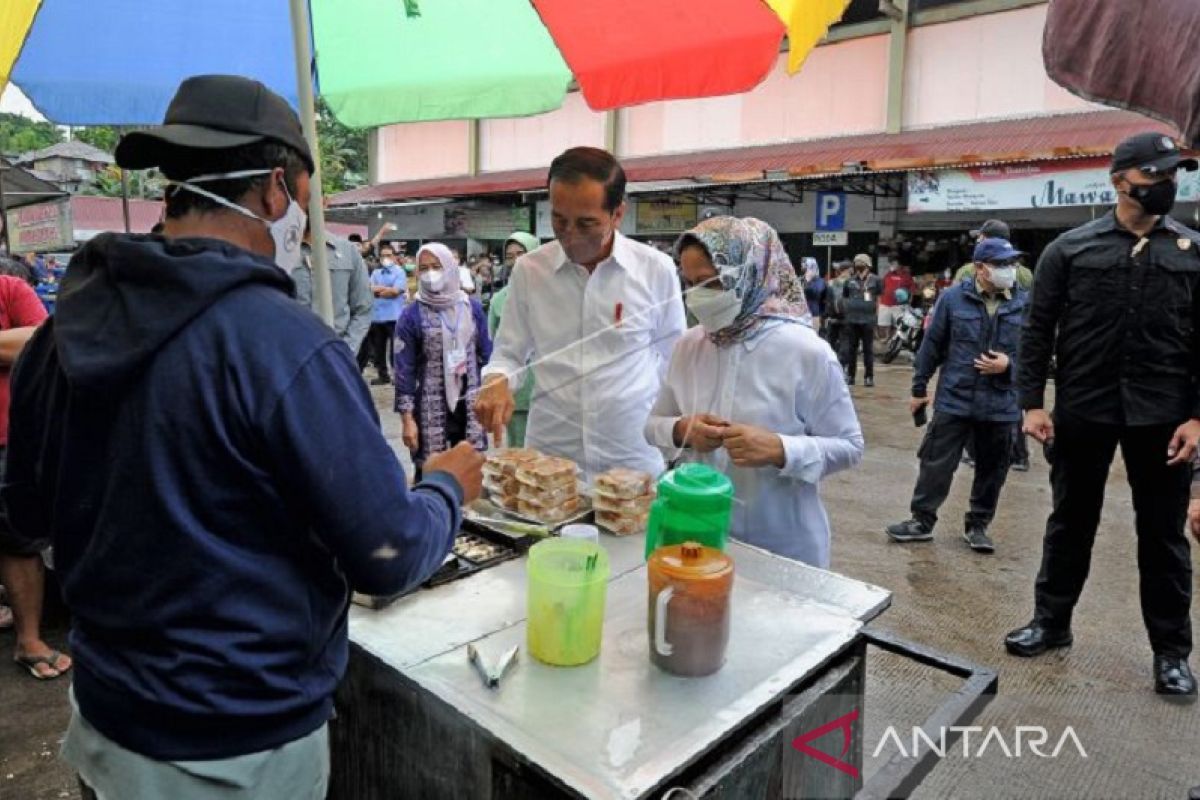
[791,708,861,779]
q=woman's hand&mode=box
[721,423,786,469]
[402,415,420,453]
[673,414,729,452]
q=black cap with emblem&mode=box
[1111,132,1198,175]
[115,75,315,173]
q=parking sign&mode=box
[815,192,846,231]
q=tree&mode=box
[75,126,121,154]
[0,112,62,156]
[316,98,367,196]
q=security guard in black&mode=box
[1010,132,1199,702]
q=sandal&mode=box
[0,604,12,630]
[15,650,71,681]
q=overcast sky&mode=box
[1,85,45,121]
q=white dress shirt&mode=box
[485,234,686,478]
[646,322,864,567]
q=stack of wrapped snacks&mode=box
[592,468,654,535]
[483,448,541,511]
[514,455,581,523]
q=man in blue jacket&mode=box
[0,75,483,799]
[886,238,1029,553]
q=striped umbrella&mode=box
[3,0,850,128]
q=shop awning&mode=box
[0,158,67,210]
[331,109,1174,208]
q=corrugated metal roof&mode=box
[330,110,1176,207]
[16,140,115,165]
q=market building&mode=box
[327,0,1194,274]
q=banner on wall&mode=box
[907,157,1200,214]
[443,206,532,239]
[635,200,697,234]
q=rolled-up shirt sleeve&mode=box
[779,353,865,484]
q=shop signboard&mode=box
[443,206,532,240]
[5,198,73,253]
[635,200,697,234]
[907,157,1200,213]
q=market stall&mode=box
[330,509,995,799]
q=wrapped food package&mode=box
[592,491,654,515]
[596,508,649,536]
[518,495,584,523]
[593,468,654,501]
[515,456,578,491]
[484,474,521,497]
[484,448,542,480]
[516,480,578,506]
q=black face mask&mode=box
[1127,179,1178,216]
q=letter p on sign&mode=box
[816,192,846,231]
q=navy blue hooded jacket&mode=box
[912,277,1029,422]
[2,234,462,761]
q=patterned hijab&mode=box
[675,216,812,347]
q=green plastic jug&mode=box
[644,463,734,559]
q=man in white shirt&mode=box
[476,147,686,478]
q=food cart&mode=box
[329,527,996,799]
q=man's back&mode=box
[5,234,460,761]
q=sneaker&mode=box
[963,527,995,553]
[961,454,976,468]
[370,376,392,386]
[886,519,933,542]
[1011,459,1030,472]
[864,377,875,387]
[845,376,855,386]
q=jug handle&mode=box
[654,585,675,657]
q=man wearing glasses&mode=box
[1007,133,1200,703]
[886,237,1028,554]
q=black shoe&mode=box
[845,376,855,386]
[963,527,995,553]
[1011,459,1030,472]
[1005,621,1073,657]
[961,454,976,468]
[1154,655,1197,703]
[864,377,875,387]
[370,376,392,386]
[886,519,933,542]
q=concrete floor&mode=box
[2,368,1197,799]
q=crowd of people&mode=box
[0,74,1198,797]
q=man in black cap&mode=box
[0,74,484,797]
[1007,132,1200,703]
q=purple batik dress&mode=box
[394,298,492,467]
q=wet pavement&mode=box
[2,366,1197,799]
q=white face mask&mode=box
[421,268,445,291]
[381,258,396,268]
[686,286,742,333]
[169,168,306,275]
[989,266,1017,290]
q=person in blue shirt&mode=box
[364,242,406,385]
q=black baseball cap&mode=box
[116,75,315,173]
[969,219,1010,240]
[1110,132,1198,175]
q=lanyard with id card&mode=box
[440,306,468,376]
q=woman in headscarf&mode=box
[485,232,540,446]
[801,256,826,331]
[395,243,492,477]
[645,217,863,567]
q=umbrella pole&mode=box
[120,170,132,233]
[288,0,334,326]
[0,165,10,255]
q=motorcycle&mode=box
[882,304,925,364]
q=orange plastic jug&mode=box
[647,542,734,677]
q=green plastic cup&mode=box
[526,538,610,666]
